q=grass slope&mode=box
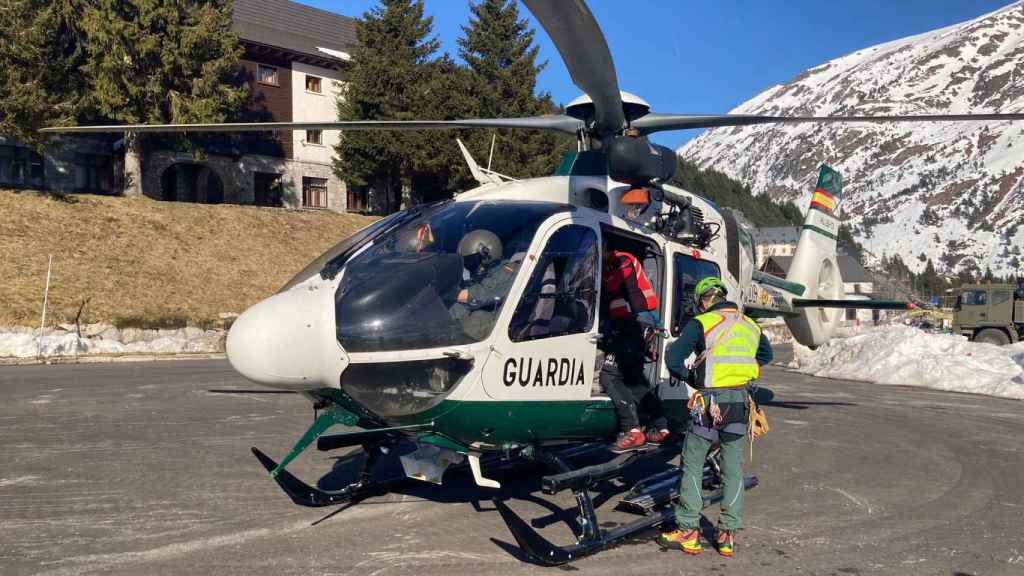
[0,190,376,328]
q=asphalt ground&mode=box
[2,349,1023,575]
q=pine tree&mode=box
[671,158,803,227]
[411,54,478,197]
[457,0,570,178]
[334,0,452,212]
[79,0,248,195]
[0,1,89,148]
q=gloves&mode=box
[636,311,657,328]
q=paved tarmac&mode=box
[1,353,1023,575]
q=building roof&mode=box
[754,226,799,245]
[233,0,357,64]
[766,254,872,283]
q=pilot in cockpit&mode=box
[451,229,523,340]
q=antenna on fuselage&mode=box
[487,133,497,172]
[456,138,518,186]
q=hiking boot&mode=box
[645,428,672,444]
[610,429,646,453]
[657,528,703,554]
[716,529,736,557]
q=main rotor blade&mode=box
[523,0,624,135]
[39,116,582,134]
[633,112,1024,134]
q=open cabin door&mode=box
[482,217,601,410]
[658,248,723,417]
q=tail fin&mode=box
[784,165,845,347]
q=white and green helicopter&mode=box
[47,0,1024,565]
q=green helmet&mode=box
[693,276,727,302]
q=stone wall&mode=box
[143,150,346,212]
[40,136,117,194]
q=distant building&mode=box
[764,254,874,296]
[5,0,361,213]
[753,226,799,267]
[144,0,358,212]
[1,133,122,196]
[764,253,881,324]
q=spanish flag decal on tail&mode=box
[809,165,842,216]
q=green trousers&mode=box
[674,430,745,531]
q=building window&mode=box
[0,145,45,188]
[305,75,322,93]
[73,153,113,193]
[302,177,328,208]
[845,308,857,321]
[306,129,323,145]
[347,187,369,213]
[257,64,278,86]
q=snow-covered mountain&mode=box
[680,2,1024,275]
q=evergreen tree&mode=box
[457,0,570,177]
[672,158,803,227]
[411,54,478,196]
[921,258,940,299]
[0,1,89,148]
[335,0,460,212]
[837,225,866,264]
[79,0,248,194]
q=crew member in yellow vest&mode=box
[657,276,773,558]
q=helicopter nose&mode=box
[226,284,346,390]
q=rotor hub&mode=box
[566,91,651,125]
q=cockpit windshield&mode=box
[334,201,569,352]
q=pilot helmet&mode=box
[458,229,503,271]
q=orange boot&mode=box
[657,528,703,554]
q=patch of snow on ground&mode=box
[0,329,222,359]
[789,325,1024,400]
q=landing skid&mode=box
[495,443,759,566]
[251,446,398,507]
[252,439,611,508]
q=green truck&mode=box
[952,283,1024,345]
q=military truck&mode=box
[952,283,1024,345]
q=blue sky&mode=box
[303,0,1014,149]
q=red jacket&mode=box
[603,250,658,320]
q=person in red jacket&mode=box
[600,243,669,452]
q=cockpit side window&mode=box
[334,201,567,352]
[508,225,598,342]
[671,253,721,336]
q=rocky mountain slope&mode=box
[680,2,1024,275]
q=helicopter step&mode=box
[619,445,733,514]
[540,442,678,495]
[620,468,760,515]
[495,443,759,566]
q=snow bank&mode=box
[789,326,1024,400]
[0,328,224,359]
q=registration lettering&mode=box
[503,357,586,387]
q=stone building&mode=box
[6,0,361,214]
[146,0,357,212]
[753,226,799,267]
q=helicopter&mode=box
[44,0,1024,566]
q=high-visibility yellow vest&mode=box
[694,309,761,388]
